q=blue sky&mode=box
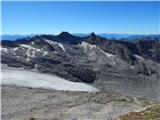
[1,1,159,35]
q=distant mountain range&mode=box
[1,33,160,41]
[1,34,36,41]
[74,33,160,40]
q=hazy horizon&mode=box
[1,32,160,36]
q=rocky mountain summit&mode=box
[1,32,160,99]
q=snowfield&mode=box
[1,67,99,92]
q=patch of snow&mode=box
[13,47,18,51]
[31,50,35,57]
[1,67,99,92]
[43,51,48,56]
[100,49,114,57]
[31,42,34,45]
[0,47,8,52]
[44,39,66,52]
[80,42,114,57]
[21,44,32,49]
[26,49,30,62]
[44,39,55,45]
[57,43,66,52]
[20,45,33,61]
[80,42,97,52]
[20,44,41,52]
[21,44,49,59]
[134,55,144,60]
[54,51,58,54]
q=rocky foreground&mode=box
[119,104,160,120]
[2,85,160,120]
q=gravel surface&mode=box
[2,85,158,120]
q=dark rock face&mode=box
[1,40,19,47]
[87,34,160,64]
[1,32,160,98]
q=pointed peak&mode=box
[59,31,73,37]
[90,32,96,36]
[90,32,96,40]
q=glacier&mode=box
[1,67,99,92]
